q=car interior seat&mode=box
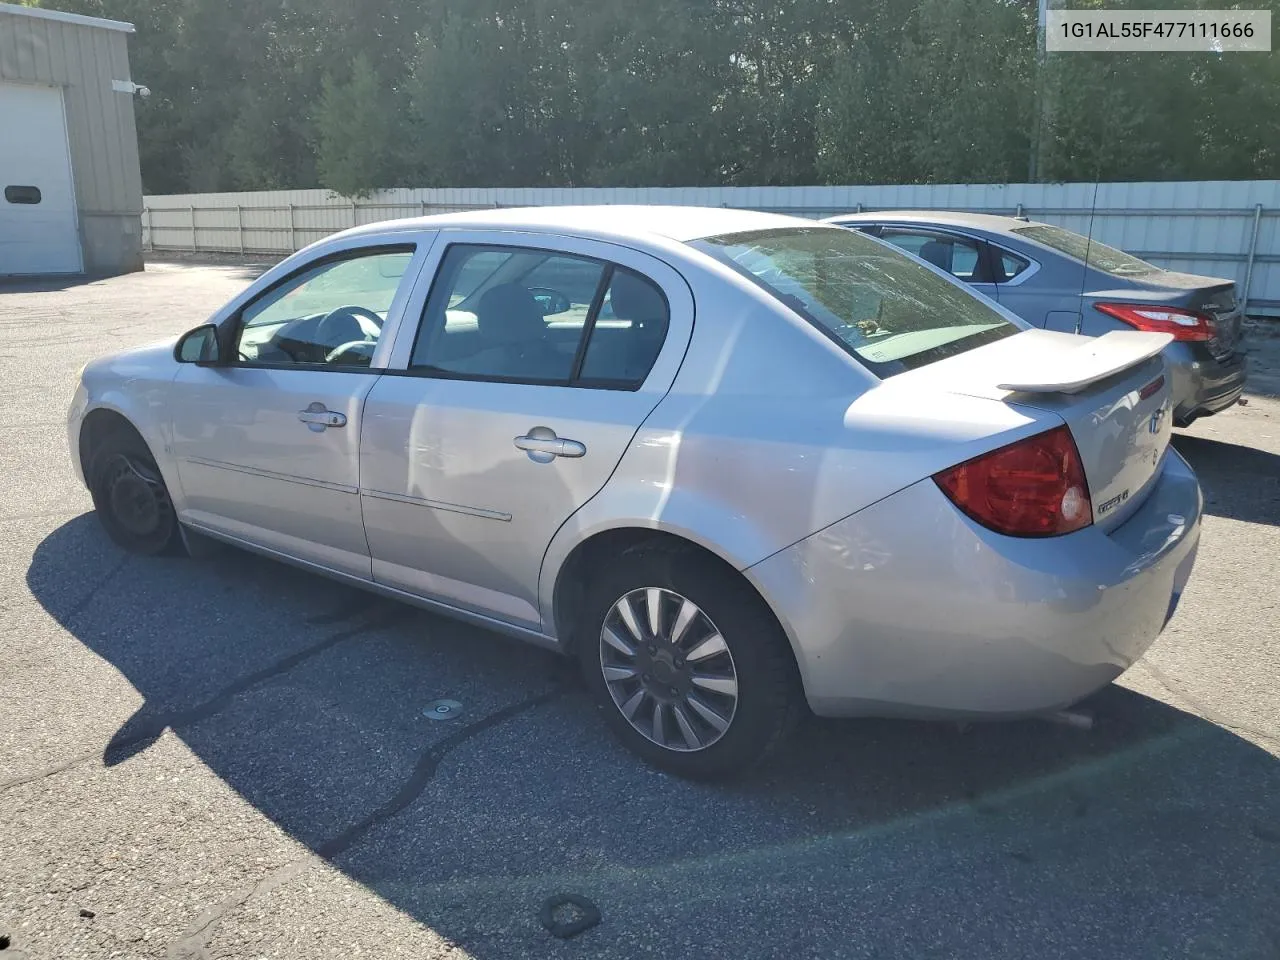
[917,240,953,273]
[471,283,563,378]
[584,271,668,382]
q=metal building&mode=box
[0,2,143,276]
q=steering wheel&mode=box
[316,305,383,346]
[324,340,379,365]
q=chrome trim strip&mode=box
[361,488,512,522]
[179,456,358,494]
[181,520,563,651]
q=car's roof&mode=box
[824,210,1043,236]
[341,204,817,245]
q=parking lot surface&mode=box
[2,261,1279,959]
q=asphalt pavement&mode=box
[1,261,1278,959]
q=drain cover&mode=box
[423,699,463,720]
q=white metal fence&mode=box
[142,180,1280,315]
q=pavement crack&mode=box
[316,684,569,859]
[164,859,312,959]
[0,749,101,792]
[63,553,131,623]
[1,607,408,789]
[104,606,410,765]
[161,681,566,957]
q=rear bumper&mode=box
[1166,343,1247,425]
[748,449,1203,719]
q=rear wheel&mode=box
[578,544,802,779]
[88,429,181,556]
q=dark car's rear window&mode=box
[690,226,1019,378]
[1012,223,1162,278]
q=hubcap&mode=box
[599,587,738,752]
[102,454,171,537]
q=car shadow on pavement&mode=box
[1174,432,1280,526]
[0,275,117,294]
[25,514,1280,959]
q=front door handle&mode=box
[514,428,586,463]
[298,402,347,430]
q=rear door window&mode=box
[879,229,992,283]
[691,226,1019,378]
[410,244,669,389]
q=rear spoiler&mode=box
[997,331,1173,395]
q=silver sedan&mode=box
[67,206,1202,778]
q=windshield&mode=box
[1012,223,1162,278]
[691,227,1019,378]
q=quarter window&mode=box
[236,248,414,367]
[411,244,669,389]
[998,250,1031,281]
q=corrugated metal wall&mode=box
[142,180,1280,314]
[0,5,143,273]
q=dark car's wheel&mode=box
[88,428,181,556]
[579,543,802,779]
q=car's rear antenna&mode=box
[1074,169,1102,334]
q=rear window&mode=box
[690,227,1018,378]
[1012,224,1161,278]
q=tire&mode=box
[88,428,182,556]
[578,542,802,779]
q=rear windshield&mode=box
[690,227,1018,378]
[1012,223,1161,278]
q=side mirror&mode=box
[175,324,222,364]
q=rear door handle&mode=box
[514,430,586,462]
[298,402,347,429]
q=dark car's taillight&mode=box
[933,426,1092,537]
[1094,302,1215,342]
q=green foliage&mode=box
[315,54,398,197]
[27,0,1280,193]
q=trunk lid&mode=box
[1085,274,1242,360]
[914,329,1175,531]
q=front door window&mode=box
[236,248,414,367]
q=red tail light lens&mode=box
[1094,302,1215,342]
[933,426,1092,537]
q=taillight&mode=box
[1094,302,1215,342]
[933,426,1092,537]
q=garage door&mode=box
[0,83,82,275]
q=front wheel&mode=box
[88,429,181,556]
[579,545,802,779]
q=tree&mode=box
[28,0,1280,192]
[315,54,399,197]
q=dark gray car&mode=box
[825,211,1247,426]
